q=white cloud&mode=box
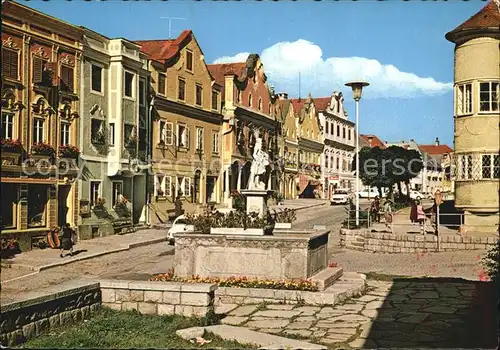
[213,39,452,99]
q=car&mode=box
[356,188,385,199]
[408,190,424,200]
[331,189,350,205]
[167,215,195,244]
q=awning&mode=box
[298,174,320,193]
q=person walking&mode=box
[383,199,393,230]
[416,200,426,234]
[410,199,418,225]
[370,196,381,223]
[59,223,75,258]
[174,194,183,219]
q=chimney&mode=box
[277,93,288,100]
[435,137,439,146]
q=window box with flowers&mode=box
[93,197,106,208]
[1,138,23,166]
[59,144,80,159]
[30,142,56,166]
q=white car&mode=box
[408,190,424,200]
[331,189,350,205]
[356,188,385,199]
[167,215,195,244]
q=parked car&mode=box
[331,189,350,205]
[167,215,195,244]
[408,190,424,200]
[356,188,386,199]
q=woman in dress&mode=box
[59,223,75,258]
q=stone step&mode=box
[309,267,343,291]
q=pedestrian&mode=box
[416,200,426,234]
[174,194,183,219]
[410,199,418,225]
[59,223,75,258]
[370,196,381,223]
[383,199,393,230]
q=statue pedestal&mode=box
[240,189,273,218]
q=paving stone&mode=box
[215,304,238,315]
[327,327,358,335]
[367,290,389,297]
[253,310,302,318]
[410,291,439,299]
[256,328,283,334]
[245,319,290,329]
[392,302,424,311]
[398,313,429,324]
[358,322,372,338]
[364,299,387,310]
[357,295,380,302]
[294,316,317,322]
[221,316,248,326]
[266,304,296,311]
[361,309,379,318]
[387,294,409,302]
[294,306,320,316]
[282,329,312,338]
[422,305,457,314]
[229,305,260,317]
[349,338,378,348]
[315,310,347,318]
[286,321,313,330]
[335,303,364,312]
[323,333,353,343]
[313,330,327,338]
[316,321,360,328]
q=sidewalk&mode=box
[2,229,167,277]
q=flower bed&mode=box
[150,270,319,292]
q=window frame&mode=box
[1,112,14,139]
[2,47,19,81]
[90,180,102,207]
[177,78,186,101]
[33,118,45,144]
[456,83,473,116]
[90,63,104,94]
[60,121,71,146]
[186,50,193,72]
[60,64,75,93]
[212,131,219,154]
[195,83,203,106]
[478,81,499,114]
[124,70,135,99]
[111,180,124,207]
[183,177,191,197]
[158,72,166,96]
[211,90,219,111]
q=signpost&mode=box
[434,190,442,252]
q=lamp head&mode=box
[345,81,369,102]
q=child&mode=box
[416,200,426,234]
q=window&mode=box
[237,90,242,103]
[90,181,101,206]
[91,119,105,144]
[2,113,14,139]
[258,98,262,111]
[481,154,500,179]
[27,185,47,228]
[330,123,334,135]
[212,90,219,110]
[195,84,203,106]
[178,78,185,101]
[177,124,190,148]
[60,122,70,146]
[158,121,173,145]
[467,155,472,179]
[2,48,18,80]
[124,71,134,98]
[494,155,500,179]
[196,127,204,150]
[33,119,45,143]
[479,82,499,112]
[336,157,339,170]
[482,155,491,179]
[60,65,74,92]
[348,129,351,141]
[0,183,17,229]
[91,64,102,93]
[183,177,191,197]
[112,181,123,206]
[158,73,166,95]
[248,94,252,107]
[165,176,172,197]
[343,127,346,139]
[456,83,472,115]
[109,123,115,146]
[32,57,47,84]
[186,50,193,72]
[139,79,146,106]
[336,125,340,137]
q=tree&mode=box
[386,146,423,197]
[352,146,392,197]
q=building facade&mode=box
[446,1,499,232]
[291,95,324,198]
[1,1,83,249]
[316,92,355,198]
[137,31,223,223]
[77,28,151,239]
[208,55,280,206]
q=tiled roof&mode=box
[313,97,331,112]
[360,134,386,149]
[207,62,247,100]
[446,1,500,41]
[289,98,307,115]
[418,144,453,155]
[135,30,192,62]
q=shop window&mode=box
[0,184,17,229]
[27,185,48,228]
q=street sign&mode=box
[434,189,442,205]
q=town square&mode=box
[0,0,499,348]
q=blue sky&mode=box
[21,0,488,147]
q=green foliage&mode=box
[185,210,271,232]
[273,208,297,223]
[342,202,369,229]
[20,308,252,349]
[482,239,500,281]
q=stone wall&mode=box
[0,281,101,347]
[340,228,498,253]
[100,280,217,318]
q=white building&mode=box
[315,92,356,198]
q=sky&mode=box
[19,0,489,147]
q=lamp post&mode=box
[345,81,369,226]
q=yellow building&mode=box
[446,1,499,233]
[136,31,223,222]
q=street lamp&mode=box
[345,81,369,226]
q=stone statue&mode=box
[247,129,270,190]
[327,91,345,116]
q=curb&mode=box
[271,201,327,213]
[2,237,167,284]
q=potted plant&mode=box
[59,144,80,159]
[32,142,56,156]
[94,197,106,208]
[274,208,297,229]
[1,138,23,166]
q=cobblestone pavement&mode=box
[219,279,498,349]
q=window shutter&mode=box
[61,66,74,92]
[185,127,190,149]
[166,123,173,145]
[33,58,46,84]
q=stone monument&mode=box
[241,129,273,218]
